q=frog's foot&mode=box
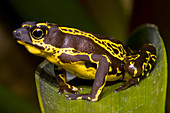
[65,94,95,101]
[58,85,83,94]
[114,77,139,93]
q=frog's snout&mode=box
[13,29,21,40]
[13,29,21,37]
[13,28,27,41]
[13,28,32,45]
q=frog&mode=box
[13,22,156,101]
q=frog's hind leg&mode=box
[55,66,82,94]
[114,44,156,93]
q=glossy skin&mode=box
[13,22,157,101]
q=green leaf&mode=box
[35,24,167,113]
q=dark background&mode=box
[0,0,169,112]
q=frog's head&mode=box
[13,21,59,56]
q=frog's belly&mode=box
[58,61,123,81]
[60,61,96,80]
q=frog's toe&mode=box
[65,94,91,101]
[58,86,78,94]
[65,94,81,100]
[72,86,83,91]
[114,77,139,93]
[114,88,120,93]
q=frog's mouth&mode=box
[17,40,44,55]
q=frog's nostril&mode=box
[16,31,21,36]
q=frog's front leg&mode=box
[65,54,110,101]
[55,66,82,94]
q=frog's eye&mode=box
[31,28,45,40]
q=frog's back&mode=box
[55,25,127,61]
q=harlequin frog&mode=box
[13,22,156,101]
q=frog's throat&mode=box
[17,40,42,55]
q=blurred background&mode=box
[0,0,169,112]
